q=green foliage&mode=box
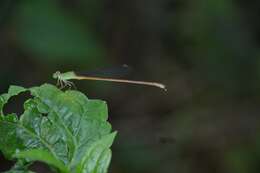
[0,84,116,173]
[14,0,105,65]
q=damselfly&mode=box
[53,66,166,91]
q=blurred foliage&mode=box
[178,0,259,96]
[13,0,106,65]
[1,0,260,173]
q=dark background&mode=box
[1,0,260,173]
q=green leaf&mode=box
[0,114,22,159]
[85,100,108,121]
[15,149,68,173]
[0,84,116,173]
[0,85,27,158]
[77,132,117,173]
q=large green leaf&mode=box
[15,149,68,173]
[76,132,116,173]
[0,114,22,159]
[0,84,116,173]
[0,86,27,158]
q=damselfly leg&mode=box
[63,80,77,90]
[57,78,77,90]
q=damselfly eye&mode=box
[53,71,61,79]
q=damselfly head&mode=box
[53,71,61,79]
